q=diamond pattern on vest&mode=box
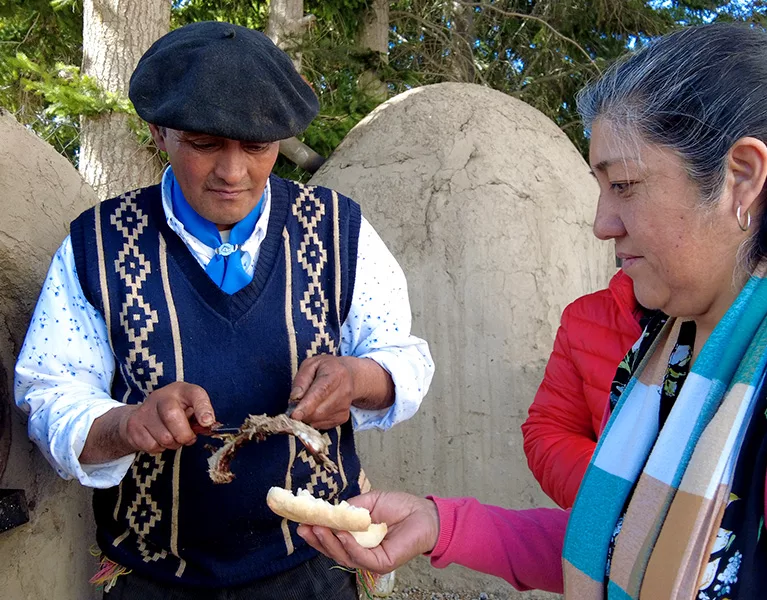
[111,190,164,394]
[127,452,168,562]
[110,190,168,564]
[293,185,336,357]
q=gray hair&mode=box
[577,23,767,269]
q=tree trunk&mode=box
[266,0,325,172]
[451,2,476,82]
[265,0,309,70]
[80,0,170,200]
[358,0,389,58]
[356,0,389,102]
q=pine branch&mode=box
[456,1,601,74]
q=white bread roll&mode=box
[349,522,388,548]
[266,487,387,547]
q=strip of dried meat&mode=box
[205,414,338,484]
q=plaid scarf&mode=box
[563,263,767,599]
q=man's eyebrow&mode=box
[179,132,215,141]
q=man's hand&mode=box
[297,490,440,574]
[120,382,215,453]
[80,382,215,463]
[289,355,395,430]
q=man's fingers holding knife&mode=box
[122,382,217,452]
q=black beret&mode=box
[129,21,319,142]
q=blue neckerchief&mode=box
[171,175,264,294]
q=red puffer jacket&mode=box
[521,270,643,509]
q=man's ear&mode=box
[727,136,767,217]
[148,124,168,152]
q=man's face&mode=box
[150,126,280,230]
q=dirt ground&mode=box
[356,569,515,600]
[364,586,502,600]
[388,589,499,599]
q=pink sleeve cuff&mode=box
[426,495,456,565]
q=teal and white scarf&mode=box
[563,263,767,599]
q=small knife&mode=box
[284,400,300,418]
[190,417,240,436]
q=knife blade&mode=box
[284,400,300,418]
[190,417,240,436]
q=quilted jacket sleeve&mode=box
[522,271,642,509]
[521,304,598,508]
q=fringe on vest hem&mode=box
[89,545,132,593]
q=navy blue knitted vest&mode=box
[70,175,362,587]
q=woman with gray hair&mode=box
[297,23,767,599]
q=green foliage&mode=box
[305,0,368,34]
[172,0,269,29]
[386,0,767,155]
[11,53,133,117]
[276,14,390,180]
[0,0,84,159]
[6,48,148,165]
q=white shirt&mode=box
[14,170,434,488]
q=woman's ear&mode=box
[727,137,767,216]
[148,124,168,152]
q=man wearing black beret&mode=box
[14,21,434,599]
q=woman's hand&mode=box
[297,490,440,574]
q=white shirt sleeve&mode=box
[342,217,434,432]
[14,236,135,488]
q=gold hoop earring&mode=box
[737,205,751,232]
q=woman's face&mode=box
[590,121,744,322]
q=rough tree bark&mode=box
[80,0,170,200]
[451,1,476,83]
[358,0,389,58]
[266,0,325,173]
[357,0,389,102]
[265,0,312,71]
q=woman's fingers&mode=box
[297,525,398,574]
[297,525,355,569]
[335,530,397,574]
[296,491,440,575]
